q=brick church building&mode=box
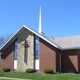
[0,7,80,73]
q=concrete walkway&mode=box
[0,77,32,80]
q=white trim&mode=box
[63,46,80,50]
[0,26,24,50]
[14,60,17,69]
[35,59,39,70]
[0,25,62,51]
[23,25,61,49]
[1,25,80,50]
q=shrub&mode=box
[26,69,36,73]
[2,68,11,72]
[44,69,53,74]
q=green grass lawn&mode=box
[0,72,80,80]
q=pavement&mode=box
[0,77,32,80]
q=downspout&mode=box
[60,50,63,72]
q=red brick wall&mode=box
[0,42,14,70]
[77,49,80,73]
[39,38,60,73]
[61,50,78,72]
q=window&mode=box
[35,35,39,58]
[0,52,3,59]
[14,38,18,59]
[0,54,1,59]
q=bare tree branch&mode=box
[0,33,13,48]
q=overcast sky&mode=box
[0,0,80,38]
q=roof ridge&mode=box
[0,25,62,51]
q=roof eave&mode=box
[23,25,62,50]
[0,25,25,51]
[63,47,80,50]
[0,25,62,51]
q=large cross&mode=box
[23,39,29,48]
[23,39,29,64]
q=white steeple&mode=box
[38,6,42,33]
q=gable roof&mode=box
[0,25,62,51]
[51,35,80,50]
[1,25,80,51]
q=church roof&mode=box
[0,25,62,51]
[1,25,80,51]
[51,35,80,50]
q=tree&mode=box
[0,33,13,48]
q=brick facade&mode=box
[39,38,80,73]
[0,41,14,70]
[1,28,80,73]
[39,38,60,73]
[61,50,78,73]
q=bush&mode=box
[26,69,36,73]
[44,69,53,74]
[2,68,11,72]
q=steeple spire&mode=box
[38,6,42,33]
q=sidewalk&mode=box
[0,77,32,80]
